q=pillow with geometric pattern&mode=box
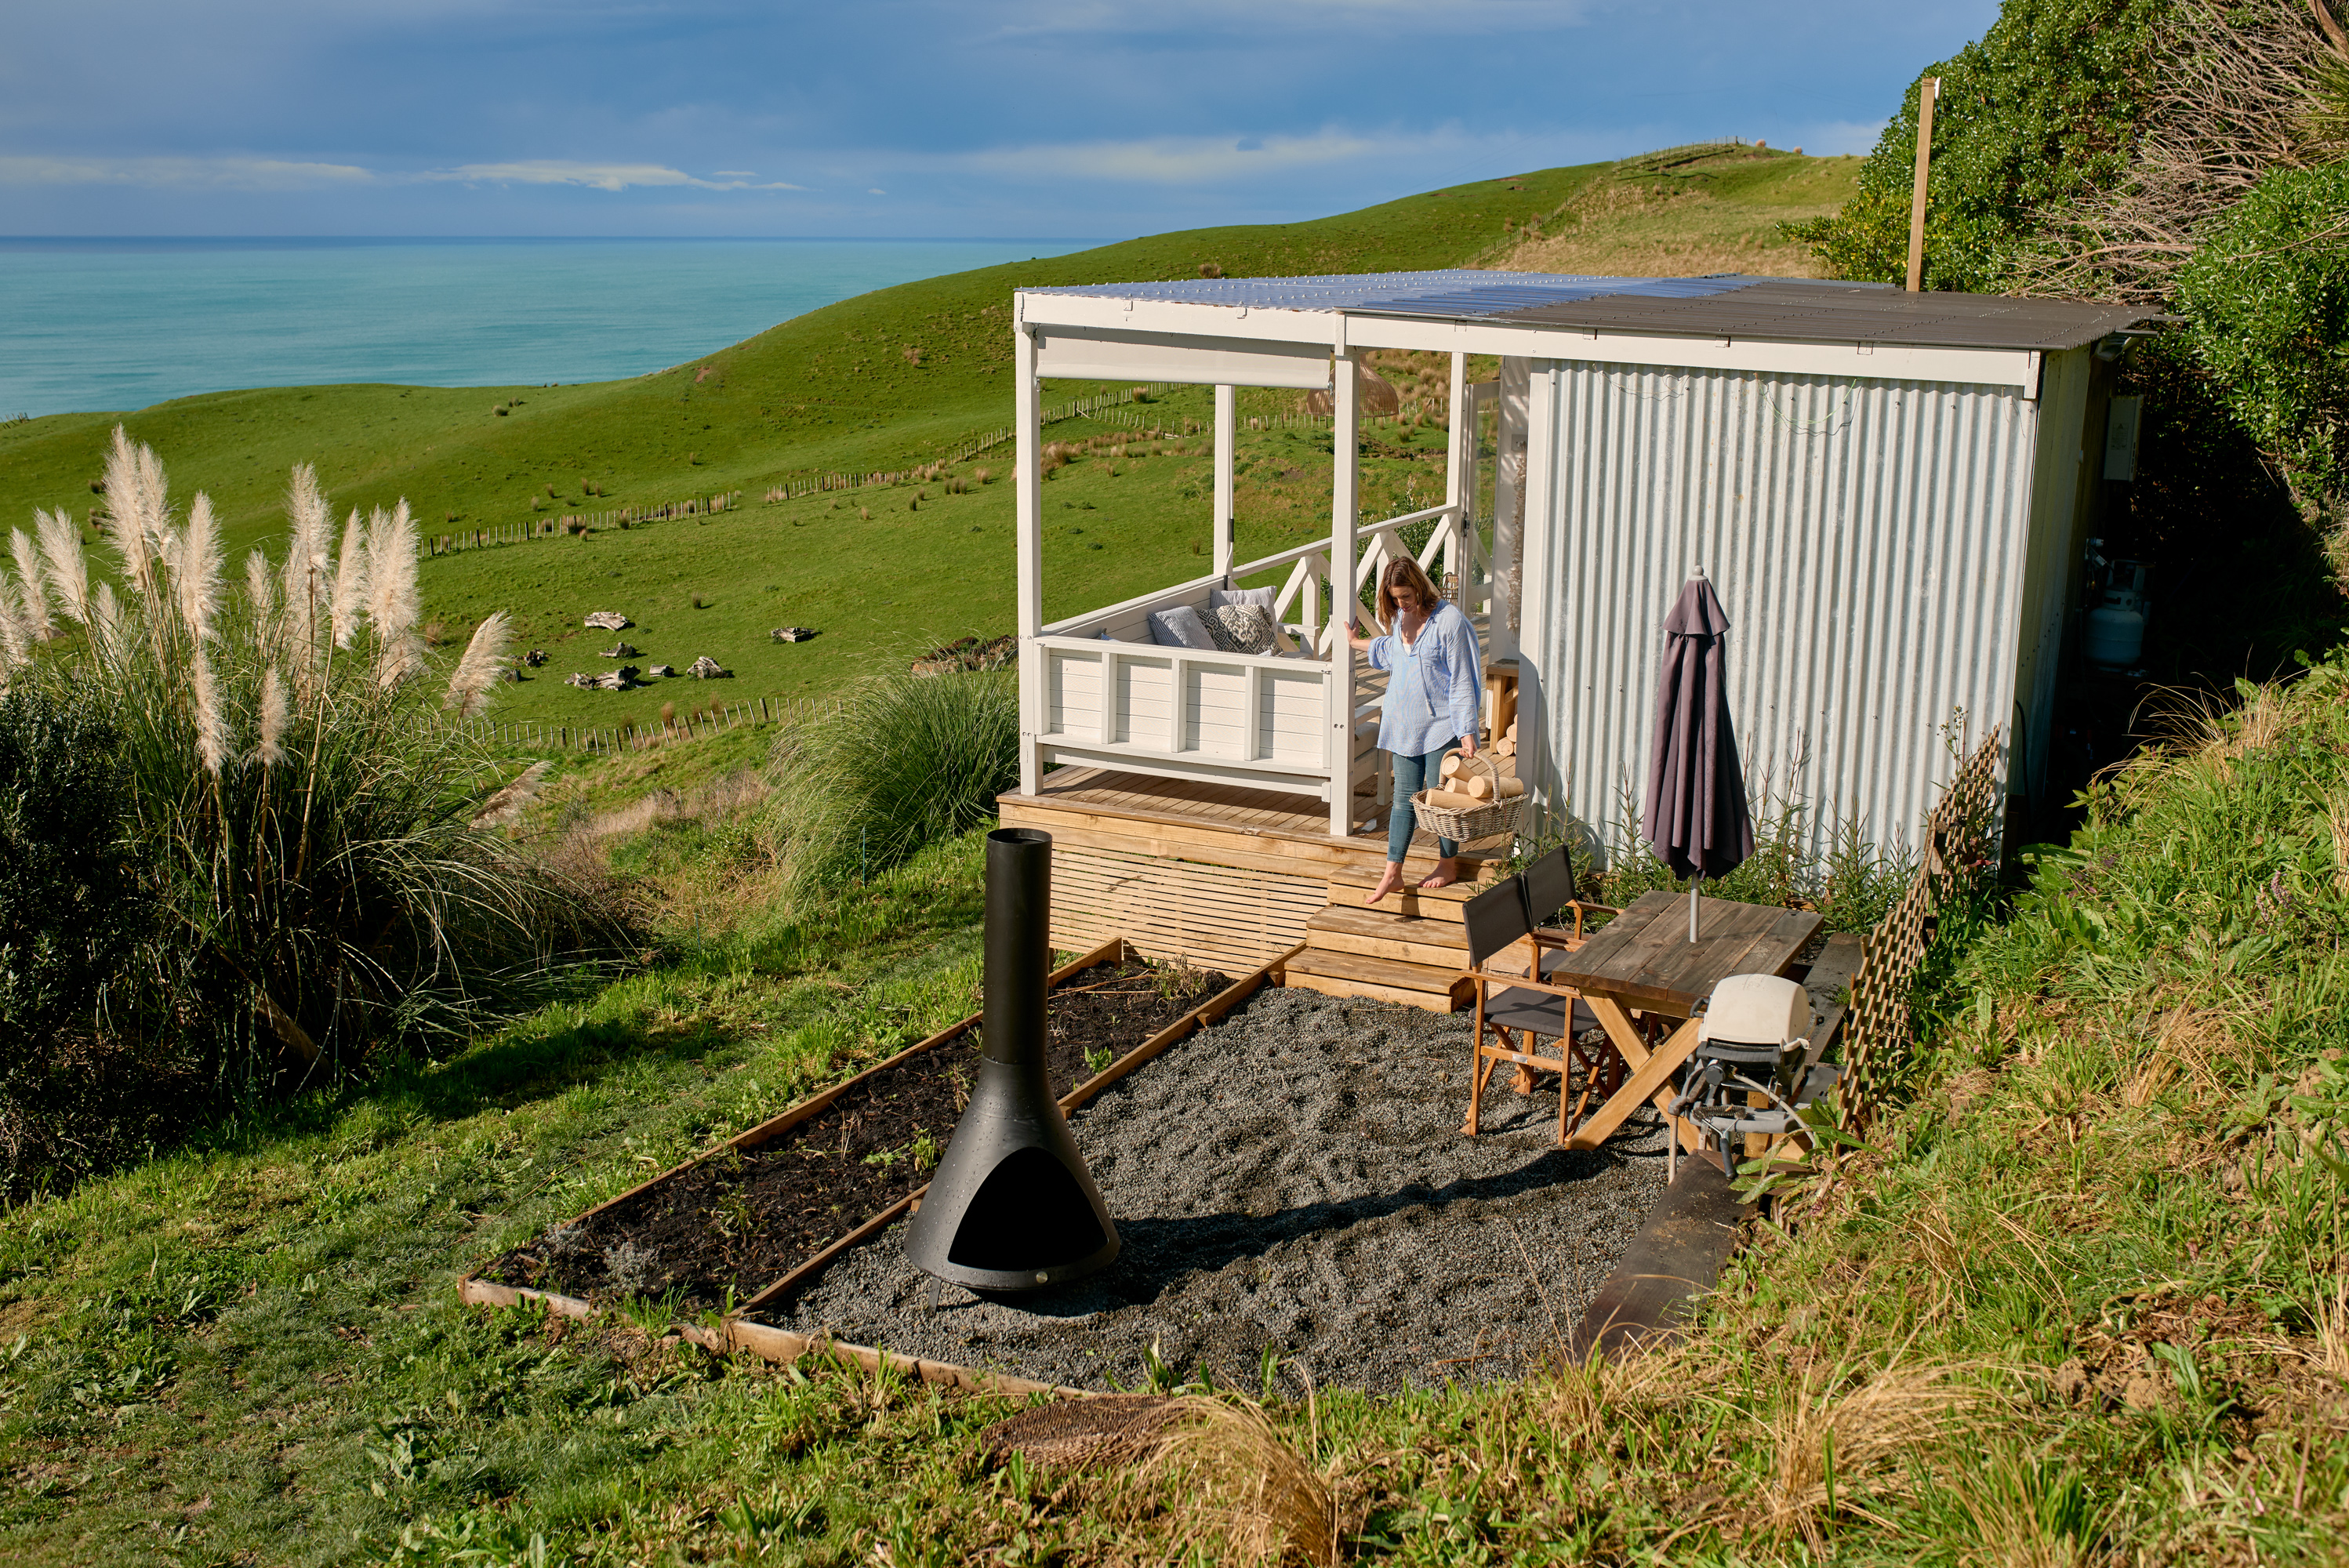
[1205,603,1276,655]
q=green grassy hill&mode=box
[0,147,1851,728]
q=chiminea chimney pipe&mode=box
[904,829,1120,1293]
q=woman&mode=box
[1351,557,1482,904]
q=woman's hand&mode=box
[1458,733,1478,759]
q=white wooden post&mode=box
[1490,356,1530,663]
[1015,320,1044,793]
[1328,350,1360,837]
[1444,350,1469,608]
[1212,383,1236,581]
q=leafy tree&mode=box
[2174,161,2349,525]
[1787,0,2167,290]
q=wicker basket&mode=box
[1411,749,1524,844]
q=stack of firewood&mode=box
[1421,722,1526,811]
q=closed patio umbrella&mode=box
[1643,570,1754,941]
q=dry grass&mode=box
[1759,1360,1985,1552]
[1493,167,1846,280]
[2310,1270,2349,1381]
[1140,1396,1337,1566]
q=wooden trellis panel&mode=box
[1835,729,2003,1134]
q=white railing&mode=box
[1025,501,1486,825]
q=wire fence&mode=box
[440,694,844,756]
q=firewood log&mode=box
[1419,788,1486,811]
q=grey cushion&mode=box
[1205,604,1276,655]
[1145,604,1219,650]
[1210,583,1276,612]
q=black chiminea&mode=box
[905,828,1120,1292]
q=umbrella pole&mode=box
[1689,874,1700,942]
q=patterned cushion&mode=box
[1206,603,1276,655]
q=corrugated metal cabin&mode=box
[997,271,2154,1008]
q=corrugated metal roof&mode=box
[1023,270,1761,317]
[1493,279,2153,350]
[1023,270,2154,352]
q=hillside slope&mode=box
[0,149,1854,726]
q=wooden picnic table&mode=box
[1545,890,1821,1152]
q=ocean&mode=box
[0,237,1100,419]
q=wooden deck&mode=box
[999,765,1507,1008]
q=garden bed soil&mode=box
[481,953,1229,1314]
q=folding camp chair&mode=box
[1461,865,1616,1145]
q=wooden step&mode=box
[1329,884,1472,924]
[1305,905,1470,967]
[1283,948,1472,1012]
[1325,859,1498,897]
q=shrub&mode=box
[2174,160,2349,526]
[0,687,166,1187]
[1784,0,2166,290]
[0,430,616,1138]
[766,670,1017,889]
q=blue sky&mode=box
[2,1,2000,238]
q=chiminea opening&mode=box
[904,828,1120,1293]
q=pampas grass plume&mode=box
[444,611,511,717]
[105,426,165,604]
[331,510,368,648]
[190,646,231,775]
[245,548,275,618]
[367,501,421,688]
[9,528,51,643]
[0,574,27,671]
[282,463,332,654]
[38,509,89,626]
[179,492,223,641]
[256,666,289,766]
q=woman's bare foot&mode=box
[1418,856,1461,889]
[1362,862,1406,905]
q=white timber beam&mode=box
[1014,292,2044,392]
[1212,384,1235,580]
[1328,350,1360,837]
[1015,322,1044,794]
[1444,350,1469,606]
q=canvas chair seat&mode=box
[1482,986,1601,1038]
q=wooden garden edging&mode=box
[456,937,1296,1396]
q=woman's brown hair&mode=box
[1374,557,1443,633]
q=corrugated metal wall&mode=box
[1519,361,2042,864]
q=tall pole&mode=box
[1212,383,1236,580]
[1905,76,1940,294]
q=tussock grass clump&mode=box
[1139,1396,1337,1566]
[765,670,1015,891]
[0,431,617,1188]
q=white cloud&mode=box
[710,169,758,177]
[958,130,1384,184]
[993,0,1588,38]
[868,187,886,194]
[408,160,801,191]
[0,154,373,189]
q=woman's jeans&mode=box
[1387,739,1463,863]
